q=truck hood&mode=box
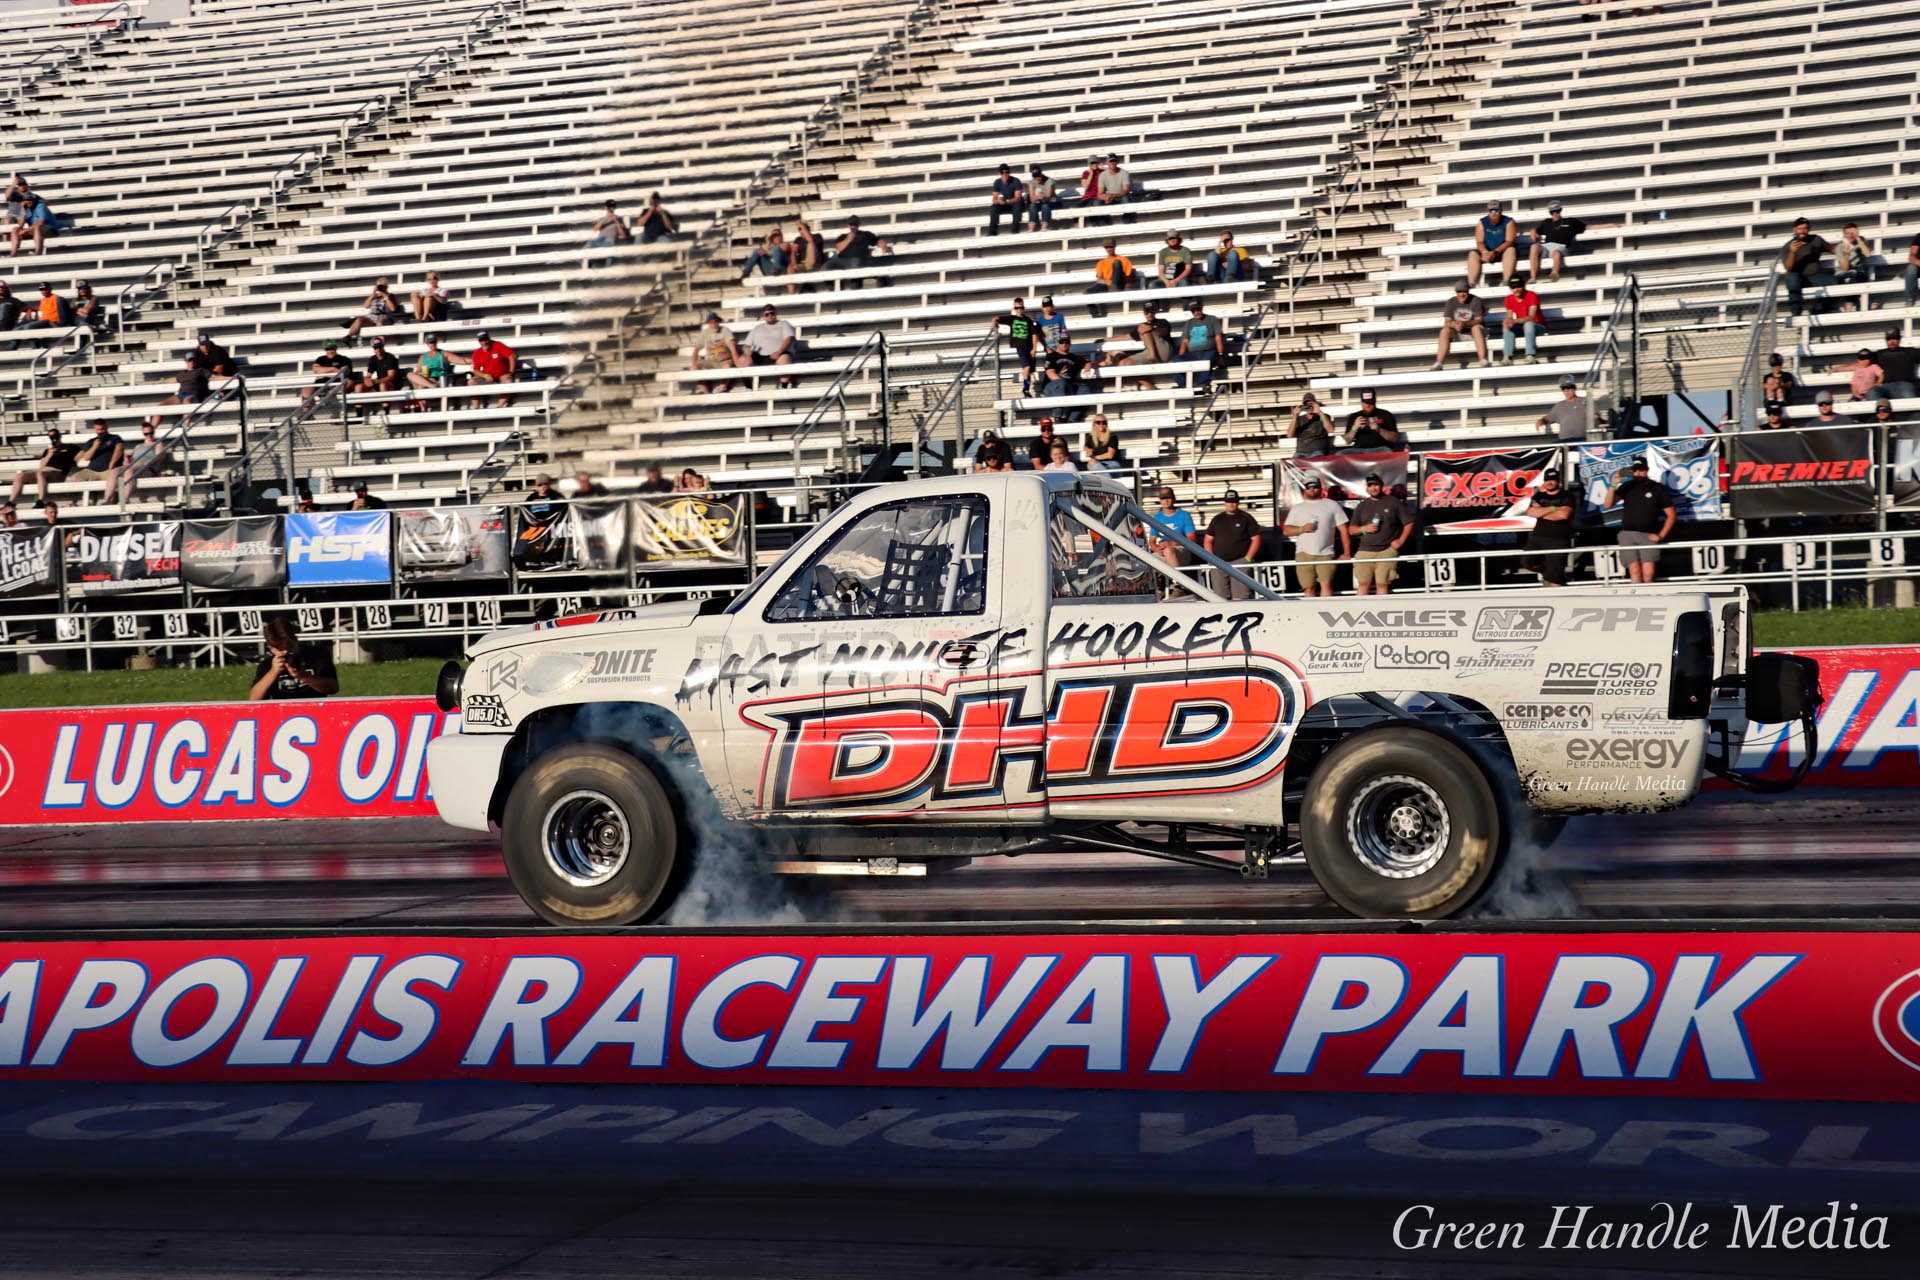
[467,599,706,658]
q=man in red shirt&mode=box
[1501,275,1544,365]
[462,330,518,407]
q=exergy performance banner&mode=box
[0,698,454,825]
[1,930,1918,1102]
[1575,436,1723,524]
[1728,428,1876,518]
[63,522,180,597]
[1417,448,1557,534]
[286,511,392,587]
[181,517,287,591]
[1280,451,1410,509]
[0,527,58,600]
[397,506,509,582]
[633,493,749,567]
[1731,645,1920,790]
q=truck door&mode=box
[722,489,1021,819]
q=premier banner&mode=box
[181,517,286,591]
[286,511,391,588]
[1575,436,1723,524]
[1416,448,1558,534]
[0,930,1917,1102]
[63,521,181,597]
[633,493,749,568]
[1280,452,1410,509]
[1728,428,1876,518]
[0,697,454,825]
[0,527,59,600]
[397,505,509,582]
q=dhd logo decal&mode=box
[1872,968,1920,1072]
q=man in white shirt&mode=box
[1282,477,1350,596]
[742,305,800,388]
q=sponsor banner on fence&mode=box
[0,527,59,600]
[514,501,628,574]
[1575,436,1723,525]
[1417,447,1558,534]
[1280,452,1410,509]
[633,493,749,567]
[63,521,180,597]
[0,697,453,825]
[181,516,287,591]
[0,930,1917,1102]
[397,505,509,582]
[1730,645,1920,789]
[1888,423,1920,510]
[287,511,392,587]
[1728,428,1877,519]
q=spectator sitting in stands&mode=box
[1343,389,1402,450]
[825,215,890,280]
[0,503,14,528]
[636,462,672,495]
[1081,414,1121,471]
[8,428,78,505]
[461,331,518,407]
[72,281,104,333]
[987,164,1027,236]
[1528,201,1602,280]
[1811,389,1852,425]
[1433,280,1490,369]
[344,278,401,344]
[742,229,790,280]
[1760,404,1789,430]
[1763,352,1799,404]
[1101,302,1174,389]
[673,467,709,493]
[1537,376,1588,440]
[248,617,339,702]
[9,282,70,343]
[1026,417,1057,468]
[0,282,18,333]
[410,334,453,392]
[1608,458,1674,585]
[590,199,632,247]
[1040,336,1094,418]
[1087,238,1137,317]
[1873,400,1899,429]
[8,193,55,258]
[1203,231,1254,284]
[193,333,238,379]
[1289,392,1335,457]
[1075,155,1104,204]
[1781,217,1830,318]
[355,336,404,413]
[1908,232,1920,308]
[411,271,450,323]
[1873,328,1919,399]
[1832,223,1874,285]
[299,341,350,406]
[1466,200,1519,287]
[690,313,741,394]
[1500,274,1544,365]
[1043,439,1077,472]
[72,418,125,495]
[1028,167,1058,231]
[296,493,315,513]
[987,298,1042,395]
[349,482,387,511]
[742,304,800,388]
[976,429,1014,471]
[572,471,600,500]
[149,354,213,424]
[1150,231,1193,289]
[1177,299,1224,393]
[786,219,823,286]
[1096,155,1134,206]
[2,175,26,229]
[103,423,166,505]
[1831,348,1885,402]
[1035,296,1069,351]
[637,193,678,244]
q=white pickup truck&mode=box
[427,472,1821,923]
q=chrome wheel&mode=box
[542,789,631,887]
[1346,774,1451,879]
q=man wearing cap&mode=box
[1203,231,1253,284]
[1467,201,1520,287]
[1520,469,1578,587]
[145,354,211,429]
[1027,417,1059,469]
[1529,202,1601,281]
[1095,156,1132,206]
[1087,239,1137,317]
[1040,335,1094,417]
[1870,328,1919,400]
[1177,299,1224,393]
[637,462,673,495]
[7,191,54,257]
[1151,232,1194,290]
[1290,392,1335,457]
[462,331,519,407]
[636,193,677,244]
[1832,222,1874,286]
[1103,302,1174,388]
[1607,458,1676,585]
[1350,472,1415,595]
[1035,296,1069,352]
[1500,274,1545,365]
[743,304,800,389]
[689,314,740,395]
[1433,280,1489,369]
[7,428,77,505]
[1204,491,1263,600]
[1811,390,1852,426]
[1760,404,1790,431]
[1763,351,1799,405]
[1537,377,1588,441]
[1871,399,1900,429]
[72,281,104,333]
[1144,486,1198,581]
[987,164,1028,237]
[1343,390,1402,450]
[301,339,353,405]
[349,482,387,511]
[1780,217,1831,318]
[590,200,632,248]
[825,215,890,280]
[355,335,403,414]
[9,282,69,344]
[194,332,238,379]
[988,298,1043,395]
[975,430,1014,472]
[1281,478,1349,597]
[1027,167,1058,231]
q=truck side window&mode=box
[1049,491,1156,600]
[766,495,989,622]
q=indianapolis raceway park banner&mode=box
[1575,435,1723,525]
[0,930,1916,1101]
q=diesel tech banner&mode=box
[181,517,286,591]
[64,522,180,597]
[1416,447,1558,534]
[397,505,509,582]
[1729,427,1876,518]
[1575,435,1723,525]
[0,527,59,599]
[633,493,748,567]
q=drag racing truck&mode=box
[428,471,1822,924]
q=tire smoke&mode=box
[1470,813,1584,920]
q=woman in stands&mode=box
[690,314,741,394]
[409,335,454,393]
[345,278,401,343]
[411,271,450,323]
[787,220,823,292]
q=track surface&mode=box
[0,790,1915,929]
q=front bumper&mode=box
[427,731,511,831]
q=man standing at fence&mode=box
[1282,477,1350,597]
[1203,490,1262,601]
[1349,472,1415,595]
[1520,469,1578,587]
[248,617,339,701]
[1607,457,1675,585]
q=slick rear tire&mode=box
[500,743,685,926]
[1301,727,1502,919]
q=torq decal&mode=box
[747,664,1301,810]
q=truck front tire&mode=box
[1301,728,1501,919]
[500,743,685,925]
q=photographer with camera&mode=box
[248,617,339,701]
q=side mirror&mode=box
[1746,652,1823,724]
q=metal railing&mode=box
[24,324,95,418]
[221,376,345,509]
[913,330,1002,476]
[789,331,887,478]
[151,374,248,510]
[11,2,137,103]
[1733,262,1784,431]
[1583,272,1638,439]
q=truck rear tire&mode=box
[1301,728,1501,919]
[500,743,685,926]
